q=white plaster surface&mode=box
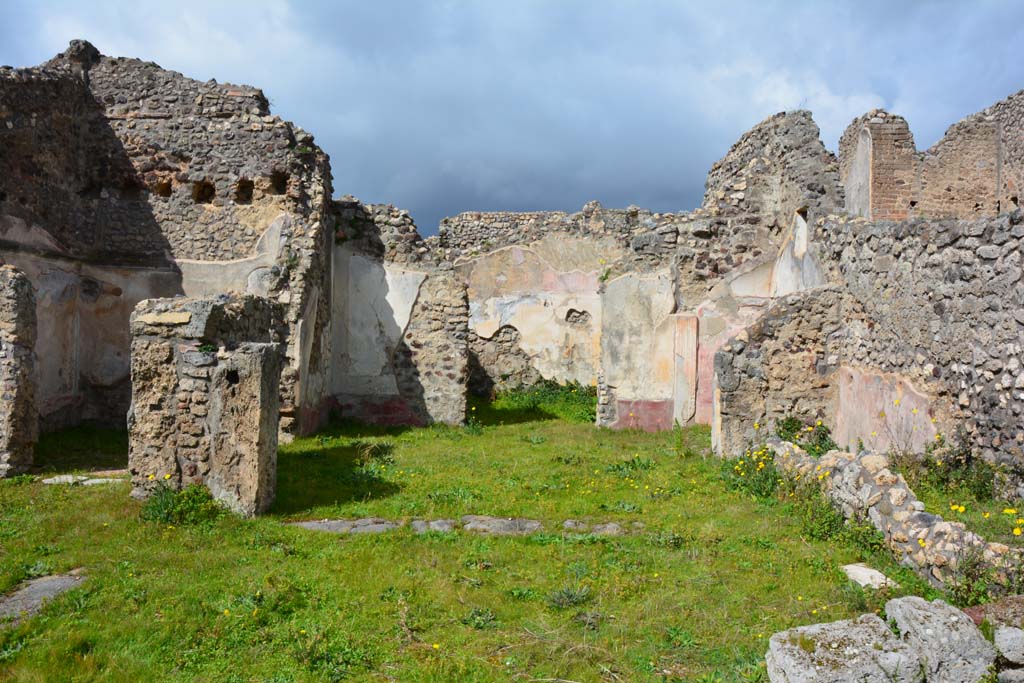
[329,246,426,396]
[600,270,676,400]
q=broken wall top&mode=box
[0,39,332,265]
[333,197,443,269]
[701,110,844,227]
[131,294,284,346]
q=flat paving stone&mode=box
[290,519,357,534]
[349,518,401,534]
[289,518,402,534]
[411,519,457,533]
[461,515,542,535]
[0,572,85,626]
[591,522,625,536]
[82,478,123,486]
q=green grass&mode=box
[0,395,939,682]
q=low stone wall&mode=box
[769,439,1021,589]
[0,265,37,477]
[128,295,283,515]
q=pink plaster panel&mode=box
[610,400,674,432]
[835,367,939,453]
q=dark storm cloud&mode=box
[2,0,1022,232]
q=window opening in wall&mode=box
[1011,196,1020,210]
[235,179,254,204]
[225,369,240,385]
[269,171,288,195]
[152,179,172,198]
[192,180,216,204]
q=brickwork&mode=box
[839,90,1024,221]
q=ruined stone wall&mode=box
[702,110,843,230]
[712,287,856,457]
[444,111,844,425]
[990,89,1024,210]
[838,111,918,221]
[467,326,541,396]
[0,266,37,477]
[0,41,335,435]
[918,117,1001,218]
[128,295,283,515]
[839,91,1024,221]
[329,200,468,426]
[814,211,1024,473]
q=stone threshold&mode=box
[288,515,643,537]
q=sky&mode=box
[2,1,1023,233]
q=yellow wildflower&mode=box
[164,473,171,480]
[893,399,901,406]
[1015,528,1022,537]
[432,643,440,650]
[1004,508,1018,515]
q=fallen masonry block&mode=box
[841,563,897,590]
[766,614,922,683]
[885,596,995,683]
[969,595,1024,666]
[42,475,124,486]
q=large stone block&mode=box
[766,614,922,683]
[885,596,995,683]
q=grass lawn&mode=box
[1,391,937,682]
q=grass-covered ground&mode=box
[1,389,938,682]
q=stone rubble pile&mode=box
[769,440,1021,589]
